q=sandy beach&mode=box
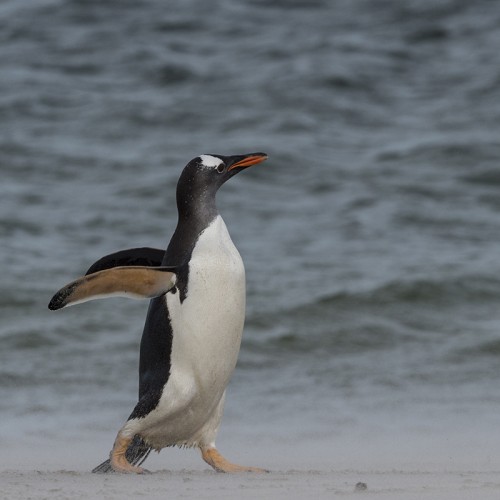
[2,467,500,500]
[3,435,500,500]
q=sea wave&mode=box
[244,274,500,358]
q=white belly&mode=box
[130,216,245,448]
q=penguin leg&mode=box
[200,446,268,473]
[109,432,145,474]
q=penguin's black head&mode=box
[176,152,267,217]
[187,152,267,189]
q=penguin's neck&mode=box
[176,190,218,224]
[164,187,219,267]
[175,169,220,224]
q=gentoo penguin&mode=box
[48,152,268,474]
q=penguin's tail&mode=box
[92,435,152,473]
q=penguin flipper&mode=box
[85,247,165,275]
[48,266,176,311]
[92,435,152,474]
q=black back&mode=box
[85,247,165,275]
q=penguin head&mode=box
[176,152,268,214]
[188,152,267,188]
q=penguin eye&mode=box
[216,163,225,173]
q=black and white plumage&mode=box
[49,153,268,474]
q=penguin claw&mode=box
[110,433,147,474]
[201,447,268,473]
[110,457,145,474]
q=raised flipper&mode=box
[48,266,176,311]
[85,247,165,275]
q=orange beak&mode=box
[228,153,268,171]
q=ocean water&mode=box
[2,0,500,470]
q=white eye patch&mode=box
[199,155,224,169]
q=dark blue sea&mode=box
[2,0,500,471]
